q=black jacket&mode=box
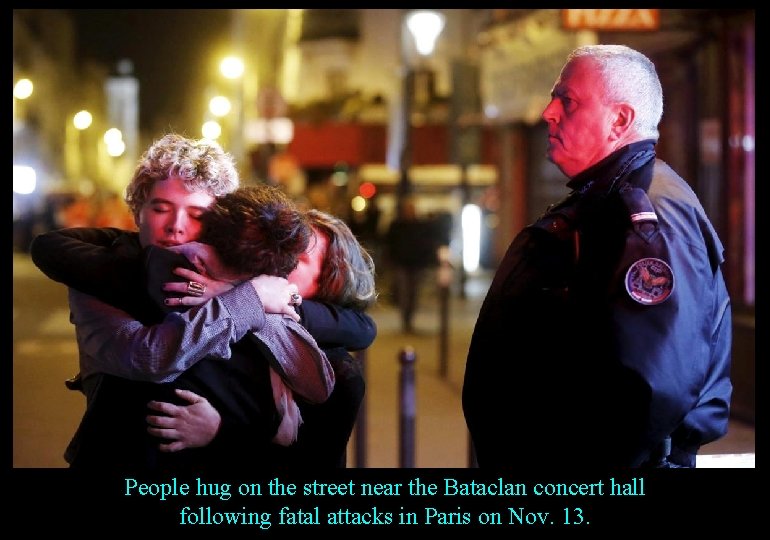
[463,140,732,469]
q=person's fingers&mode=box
[290,286,300,301]
[173,267,205,281]
[158,440,186,453]
[164,277,209,295]
[162,281,188,293]
[147,400,178,415]
[163,295,206,307]
[147,425,176,439]
[175,388,205,404]
[147,414,175,428]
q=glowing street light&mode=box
[209,95,232,117]
[103,128,122,146]
[13,78,34,132]
[218,56,245,161]
[202,120,222,140]
[406,10,446,56]
[220,56,244,80]
[66,110,94,188]
[104,128,125,157]
[73,110,93,130]
[13,165,36,195]
[394,10,445,217]
[14,78,33,100]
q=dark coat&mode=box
[463,140,732,469]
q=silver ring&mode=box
[187,281,206,297]
[290,293,301,305]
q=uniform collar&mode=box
[567,140,656,197]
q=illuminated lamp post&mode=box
[203,94,230,142]
[220,56,245,163]
[13,78,33,133]
[65,109,92,192]
[394,10,445,218]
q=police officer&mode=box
[462,44,732,468]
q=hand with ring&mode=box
[248,275,302,321]
[162,267,234,307]
[187,280,206,297]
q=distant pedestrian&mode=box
[385,197,441,333]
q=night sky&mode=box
[67,9,232,135]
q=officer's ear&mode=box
[609,103,635,140]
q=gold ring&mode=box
[187,281,206,297]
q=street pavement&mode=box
[12,253,754,469]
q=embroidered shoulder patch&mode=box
[624,257,674,305]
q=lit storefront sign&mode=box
[562,9,660,31]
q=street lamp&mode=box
[104,128,125,157]
[406,10,446,56]
[13,77,34,157]
[220,56,245,163]
[13,78,33,133]
[13,78,33,132]
[395,10,445,218]
[209,95,232,117]
[65,109,93,191]
[201,120,223,141]
[13,78,33,100]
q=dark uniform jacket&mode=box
[462,140,732,469]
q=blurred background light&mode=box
[73,110,92,130]
[351,195,367,212]
[202,120,222,140]
[106,139,126,157]
[209,95,232,117]
[103,127,123,145]
[359,181,377,199]
[219,56,244,80]
[461,203,481,273]
[14,78,34,100]
[406,10,446,56]
[13,165,37,194]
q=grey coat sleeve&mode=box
[71,281,265,382]
[252,314,335,404]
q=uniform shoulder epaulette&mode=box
[617,183,658,243]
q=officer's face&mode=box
[541,57,619,178]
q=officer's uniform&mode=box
[462,140,732,468]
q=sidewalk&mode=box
[351,271,491,468]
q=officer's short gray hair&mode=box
[568,44,664,141]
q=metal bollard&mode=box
[437,282,449,378]
[399,346,417,468]
[353,349,367,468]
[437,246,452,378]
